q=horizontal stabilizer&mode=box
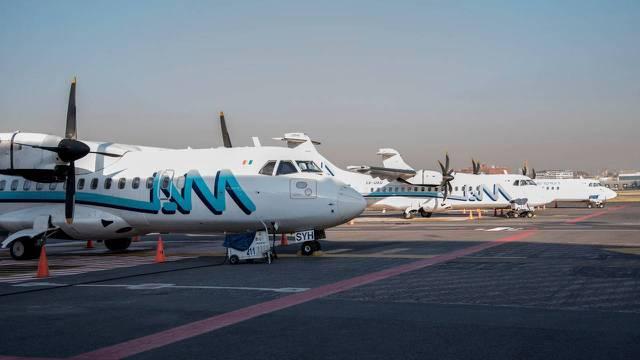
[347,165,416,182]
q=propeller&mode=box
[16,78,120,223]
[531,168,536,179]
[438,153,454,202]
[521,161,528,177]
[471,159,481,175]
[219,111,232,148]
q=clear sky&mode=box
[1,0,638,173]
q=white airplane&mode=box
[0,80,365,260]
[521,166,617,208]
[273,133,554,218]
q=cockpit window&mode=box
[259,161,277,176]
[528,180,537,185]
[276,161,298,175]
[513,180,520,186]
[296,160,322,173]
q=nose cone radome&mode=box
[606,188,618,200]
[337,185,366,222]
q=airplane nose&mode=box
[607,188,618,200]
[337,185,366,221]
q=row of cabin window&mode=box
[0,177,157,192]
[371,185,491,193]
[545,186,560,190]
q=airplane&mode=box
[271,133,554,219]
[0,80,365,260]
[520,165,617,208]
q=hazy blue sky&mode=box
[1,0,638,173]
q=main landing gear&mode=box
[301,240,322,256]
[419,209,433,218]
[104,238,132,252]
[9,237,42,260]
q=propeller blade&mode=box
[65,162,76,224]
[65,77,77,140]
[89,151,123,158]
[445,153,450,172]
[13,143,60,152]
[438,161,445,174]
[532,168,536,179]
[219,111,232,148]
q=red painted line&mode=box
[565,205,626,224]
[69,230,537,360]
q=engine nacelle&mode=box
[0,132,65,181]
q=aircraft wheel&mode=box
[301,241,315,256]
[419,210,432,218]
[229,255,240,265]
[404,211,415,219]
[598,204,605,208]
[587,203,593,209]
[526,212,534,218]
[9,237,37,260]
[104,238,132,251]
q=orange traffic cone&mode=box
[37,246,50,278]
[86,240,94,249]
[281,233,288,246]
[155,237,166,263]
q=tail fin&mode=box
[377,148,414,171]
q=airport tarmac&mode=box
[1,204,640,359]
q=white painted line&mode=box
[324,248,352,254]
[372,248,411,255]
[74,283,309,293]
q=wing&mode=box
[347,165,416,182]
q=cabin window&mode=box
[370,188,374,192]
[23,180,31,191]
[132,177,141,189]
[161,176,170,190]
[104,178,113,190]
[296,160,322,173]
[10,180,19,191]
[146,177,154,189]
[36,182,44,191]
[557,187,560,190]
[259,161,277,176]
[49,183,57,191]
[0,180,5,191]
[90,178,99,190]
[77,178,85,190]
[276,161,298,175]
[394,187,399,192]
[414,187,418,192]
[118,178,127,190]
[455,186,458,192]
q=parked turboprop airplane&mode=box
[272,133,554,218]
[0,80,365,260]
[520,165,617,208]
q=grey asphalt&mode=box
[0,203,639,359]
